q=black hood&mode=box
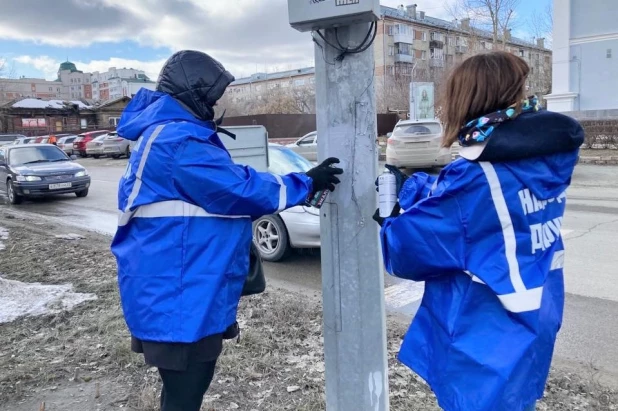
[156,50,235,121]
[459,110,584,162]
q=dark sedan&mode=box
[0,144,91,204]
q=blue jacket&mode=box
[380,110,584,411]
[111,89,312,343]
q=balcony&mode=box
[394,53,414,63]
[455,45,468,54]
[429,58,445,68]
[393,33,414,45]
[430,40,444,49]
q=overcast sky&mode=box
[0,0,549,81]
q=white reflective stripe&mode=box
[465,270,486,284]
[118,200,250,227]
[479,162,526,293]
[272,173,287,212]
[551,250,565,270]
[124,124,166,212]
[497,287,543,313]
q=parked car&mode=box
[0,144,90,204]
[73,130,110,157]
[101,132,131,158]
[385,119,455,168]
[0,134,26,147]
[252,144,320,261]
[12,136,35,145]
[57,135,78,155]
[286,131,318,161]
[85,135,108,158]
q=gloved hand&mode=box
[375,165,408,195]
[306,157,344,193]
[372,203,401,227]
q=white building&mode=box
[91,67,156,102]
[546,0,618,113]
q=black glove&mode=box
[372,203,401,227]
[306,157,344,193]
[375,165,409,194]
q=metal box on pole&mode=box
[288,0,380,32]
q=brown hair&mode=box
[441,51,530,147]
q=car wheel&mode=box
[92,155,100,159]
[6,180,23,205]
[125,146,131,158]
[253,215,290,262]
[112,154,121,159]
[75,188,89,198]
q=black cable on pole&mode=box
[313,21,377,62]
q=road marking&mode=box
[384,281,424,309]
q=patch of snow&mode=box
[0,276,97,324]
[0,226,8,251]
[11,98,91,110]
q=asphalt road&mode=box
[3,157,618,384]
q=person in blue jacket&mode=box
[111,50,343,411]
[374,51,584,411]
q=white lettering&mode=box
[530,217,563,254]
[518,189,535,215]
[531,223,545,253]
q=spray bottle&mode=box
[378,170,397,217]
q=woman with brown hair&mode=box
[374,51,584,410]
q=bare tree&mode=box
[451,0,522,47]
[529,3,553,47]
[217,85,316,117]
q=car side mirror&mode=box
[70,155,77,160]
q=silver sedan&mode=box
[253,144,320,261]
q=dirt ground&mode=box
[0,214,616,411]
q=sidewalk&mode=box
[0,216,616,410]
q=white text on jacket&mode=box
[518,188,566,254]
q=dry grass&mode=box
[0,215,616,410]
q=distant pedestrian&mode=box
[111,50,343,411]
[48,135,57,145]
[374,51,584,411]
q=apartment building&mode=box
[375,4,552,111]
[226,67,315,103]
[91,67,156,102]
[0,60,91,103]
[225,4,552,114]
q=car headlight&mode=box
[74,170,88,177]
[16,175,42,182]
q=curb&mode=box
[578,156,618,165]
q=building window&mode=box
[396,43,413,56]
[422,32,427,41]
[57,88,60,92]
[108,117,121,127]
[387,25,394,35]
[48,87,52,91]
[421,50,427,60]
[388,45,395,56]
[430,32,443,42]
[608,49,613,58]
[447,37,455,46]
[519,49,525,57]
[294,79,306,87]
[431,48,444,59]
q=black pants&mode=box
[158,360,217,411]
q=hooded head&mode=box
[156,50,235,121]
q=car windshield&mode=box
[392,123,442,136]
[268,146,313,175]
[9,146,69,165]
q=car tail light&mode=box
[114,138,123,142]
[387,138,400,146]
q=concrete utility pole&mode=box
[314,23,389,411]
